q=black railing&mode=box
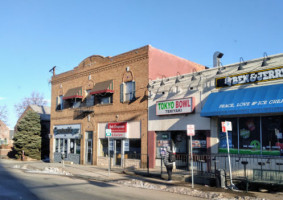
[111,153,283,184]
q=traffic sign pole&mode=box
[225,121,234,189]
[106,129,112,176]
[187,125,195,189]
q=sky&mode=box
[0,0,282,128]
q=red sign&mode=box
[221,122,227,132]
[108,122,127,133]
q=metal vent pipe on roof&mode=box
[213,51,224,68]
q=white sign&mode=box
[225,121,232,131]
[187,124,195,136]
[124,139,129,151]
[106,129,111,137]
[156,98,194,115]
[109,140,114,151]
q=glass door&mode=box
[115,139,122,166]
[85,131,93,164]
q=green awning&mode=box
[90,80,114,95]
[63,87,83,100]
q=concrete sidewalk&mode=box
[1,159,281,200]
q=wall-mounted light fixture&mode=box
[175,72,184,84]
[261,52,270,67]
[160,75,169,86]
[216,62,225,75]
[147,78,153,89]
[191,69,197,81]
[238,57,247,71]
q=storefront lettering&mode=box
[269,99,283,104]
[54,127,79,135]
[216,66,283,88]
[158,101,174,110]
[219,99,283,109]
[156,98,194,115]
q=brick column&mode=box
[148,131,156,168]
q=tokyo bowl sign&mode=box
[156,97,195,115]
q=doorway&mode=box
[85,131,93,164]
[114,139,122,166]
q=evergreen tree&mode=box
[13,110,41,160]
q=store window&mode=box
[192,130,208,154]
[262,116,283,155]
[55,138,81,155]
[76,140,81,154]
[239,117,260,154]
[128,139,141,155]
[99,139,108,157]
[219,118,238,154]
[55,139,60,152]
[70,139,75,153]
[156,132,171,158]
[171,131,187,154]
[218,116,283,156]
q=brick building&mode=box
[50,45,204,167]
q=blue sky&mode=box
[0,0,282,128]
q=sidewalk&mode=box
[1,159,281,200]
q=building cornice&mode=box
[51,52,148,85]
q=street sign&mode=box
[221,122,226,132]
[221,121,232,132]
[106,129,111,137]
[226,121,232,131]
[187,124,195,136]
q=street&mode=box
[0,163,202,200]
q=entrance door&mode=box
[85,131,93,164]
[114,139,122,166]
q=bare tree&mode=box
[0,105,8,123]
[14,91,48,117]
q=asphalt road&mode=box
[0,163,202,200]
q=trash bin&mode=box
[215,169,226,188]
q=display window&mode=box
[239,117,261,154]
[192,130,208,154]
[55,138,81,155]
[218,116,283,156]
[156,132,171,158]
[99,139,141,158]
[262,116,283,155]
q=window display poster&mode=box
[192,140,207,148]
[219,131,232,148]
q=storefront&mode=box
[53,124,81,164]
[201,66,283,156]
[148,85,211,168]
[97,121,141,167]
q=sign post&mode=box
[221,121,236,189]
[106,129,112,176]
[187,124,195,189]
